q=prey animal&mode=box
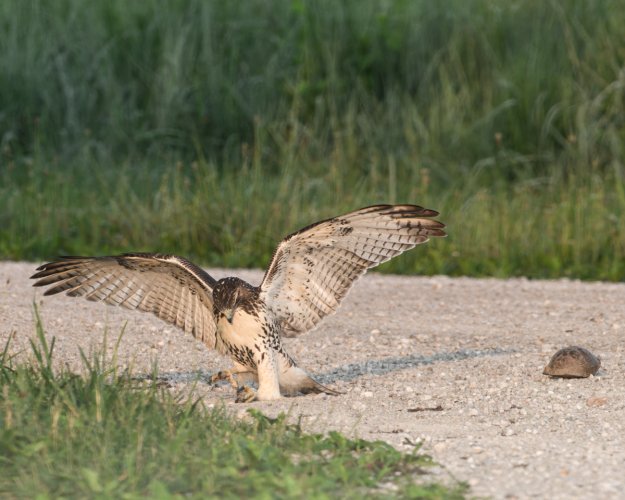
[31,205,445,402]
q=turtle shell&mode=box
[543,346,600,378]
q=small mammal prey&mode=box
[31,205,445,402]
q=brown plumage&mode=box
[543,346,601,378]
[31,204,446,401]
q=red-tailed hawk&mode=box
[31,204,445,401]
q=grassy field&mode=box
[0,315,467,498]
[2,0,625,280]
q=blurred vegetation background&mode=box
[1,0,625,279]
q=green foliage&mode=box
[0,313,466,498]
[3,158,625,280]
[2,0,625,279]
[2,0,624,170]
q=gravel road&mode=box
[2,261,624,499]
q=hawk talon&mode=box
[235,385,257,403]
[210,370,239,390]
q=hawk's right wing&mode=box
[259,204,446,337]
[31,253,218,347]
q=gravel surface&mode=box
[2,261,624,499]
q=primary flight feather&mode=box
[31,204,446,401]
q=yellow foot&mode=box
[235,385,257,403]
[210,370,239,390]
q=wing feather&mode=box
[31,253,218,348]
[260,204,445,336]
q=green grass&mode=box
[0,313,466,498]
[3,158,625,280]
[2,0,625,280]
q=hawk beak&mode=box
[224,308,234,324]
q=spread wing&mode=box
[259,204,446,336]
[31,253,217,347]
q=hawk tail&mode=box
[279,366,342,396]
[297,376,342,396]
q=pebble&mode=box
[586,397,608,407]
[433,442,447,452]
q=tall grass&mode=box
[0,314,466,498]
[2,0,625,279]
[3,158,625,279]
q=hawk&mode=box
[31,204,445,402]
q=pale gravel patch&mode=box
[2,261,624,499]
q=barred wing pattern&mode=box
[31,254,218,347]
[259,205,446,336]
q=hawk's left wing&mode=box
[259,204,445,337]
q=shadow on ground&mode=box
[141,347,514,387]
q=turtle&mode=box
[543,346,601,378]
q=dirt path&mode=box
[2,262,624,499]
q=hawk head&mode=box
[213,277,258,323]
